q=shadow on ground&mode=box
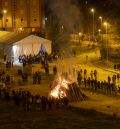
[0,100,120,129]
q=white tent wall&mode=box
[23,44,33,55]
[13,45,22,61]
[33,44,41,55]
[12,35,52,62]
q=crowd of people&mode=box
[0,70,14,87]
[2,51,120,112]
[77,68,120,94]
[19,52,59,65]
[6,60,14,70]
[0,88,69,111]
[0,59,70,112]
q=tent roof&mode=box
[13,35,52,45]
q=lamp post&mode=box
[98,29,101,42]
[104,22,108,65]
[91,8,95,39]
[98,29,101,34]
[99,16,103,41]
[78,32,82,45]
[3,10,7,30]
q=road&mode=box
[56,48,119,84]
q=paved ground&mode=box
[2,47,120,118]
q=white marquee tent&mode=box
[4,35,52,62]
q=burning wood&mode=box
[49,72,87,102]
[49,73,72,99]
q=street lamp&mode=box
[99,16,103,41]
[19,27,23,32]
[3,10,7,30]
[3,10,7,14]
[98,29,101,34]
[103,22,108,65]
[91,8,95,39]
[78,32,82,44]
[99,16,102,29]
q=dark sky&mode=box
[44,0,120,33]
[45,0,120,16]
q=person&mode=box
[4,55,7,62]
[114,64,116,70]
[117,73,120,81]
[90,71,94,80]
[45,63,49,75]
[77,72,82,86]
[86,55,88,61]
[53,65,57,75]
[73,50,76,57]
[94,69,97,80]
[112,75,117,86]
[108,76,111,85]
[63,97,69,108]
[84,69,87,79]
[33,73,37,84]
[37,72,41,84]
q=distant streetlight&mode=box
[99,16,103,41]
[19,27,23,31]
[103,22,108,65]
[3,10,7,14]
[99,16,103,29]
[91,8,95,39]
[98,29,101,34]
[61,25,64,30]
[45,17,48,21]
[78,32,82,44]
[3,10,7,30]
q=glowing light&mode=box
[50,84,61,98]
[19,27,23,31]
[13,45,19,54]
[99,16,102,20]
[61,26,64,29]
[78,32,82,36]
[98,29,101,32]
[45,17,48,21]
[49,75,71,99]
[3,10,7,14]
[104,22,108,26]
[91,8,94,13]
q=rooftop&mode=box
[0,31,30,45]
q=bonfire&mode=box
[49,72,72,98]
[49,72,87,102]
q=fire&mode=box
[49,74,72,99]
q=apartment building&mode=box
[0,0,44,32]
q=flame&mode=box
[50,84,61,98]
[49,75,71,99]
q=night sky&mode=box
[45,0,120,34]
[45,0,120,18]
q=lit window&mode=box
[32,28,35,32]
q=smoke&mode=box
[48,0,83,34]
